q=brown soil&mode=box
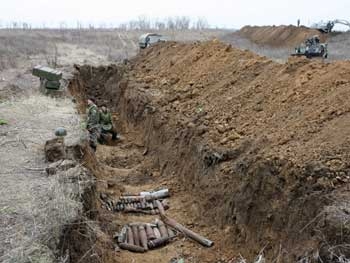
[67,40,350,262]
[236,25,327,47]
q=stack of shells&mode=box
[101,189,170,214]
[117,219,177,253]
[115,196,170,215]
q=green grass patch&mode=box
[0,119,8,125]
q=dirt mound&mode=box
[70,41,350,262]
[129,41,350,260]
[237,25,327,47]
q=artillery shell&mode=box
[155,200,165,216]
[138,225,148,250]
[132,225,140,246]
[167,227,176,238]
[127,227,134,245]
[141,200,146,209]
[157,220,168,238]
[119,243,146,253]
[145,224,156,240]
[148,237,172,249]
[118,226,127,244]
[154,208,159,214]
[153,227,161,239]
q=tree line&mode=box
[0,16,210,30]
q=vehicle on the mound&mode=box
[311,19,350,33]
[139,33,167,49]
[291,35,328,59]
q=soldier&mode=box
[99,105,118,142]
[86,98,100,151]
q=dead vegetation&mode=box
[0,95,90,263]
[0,28,230,70]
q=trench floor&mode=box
[92,130,233,263]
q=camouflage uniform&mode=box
[99,110,117,141]
[86,104,100,150]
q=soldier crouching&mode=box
[99,105,118,143]
[86,98,101,151]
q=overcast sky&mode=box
[1,0,350,29]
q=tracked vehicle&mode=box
[292,35,328,59]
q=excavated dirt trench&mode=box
[65,41,350,263]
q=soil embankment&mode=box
[237,25,327,47]
[68,41,350,262]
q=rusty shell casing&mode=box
[145,224,156,240]
[131,225,140,246]
[167,227,176,238]
[127,227,134,245]
[155,200,165,216]
[147,237,172,249]
[153,227,162,239]
[157,220,168,238]
[138,225,149,250]
[118,226,127,244]
[119,243,146,253]
[122,192,138,196]
[163,217,214,247]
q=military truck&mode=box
[32,65,62,91]
[139,33,167,49]
[292,35,328,59]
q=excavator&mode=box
[291,35,328,59]
[311,19,350,33]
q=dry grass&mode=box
[0,94,90,263]
[0,28,230,70]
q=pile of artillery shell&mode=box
[114,197,169,215]
[117,221,177,253]
[101,189,171,214]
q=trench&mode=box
[61,60,350,263]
